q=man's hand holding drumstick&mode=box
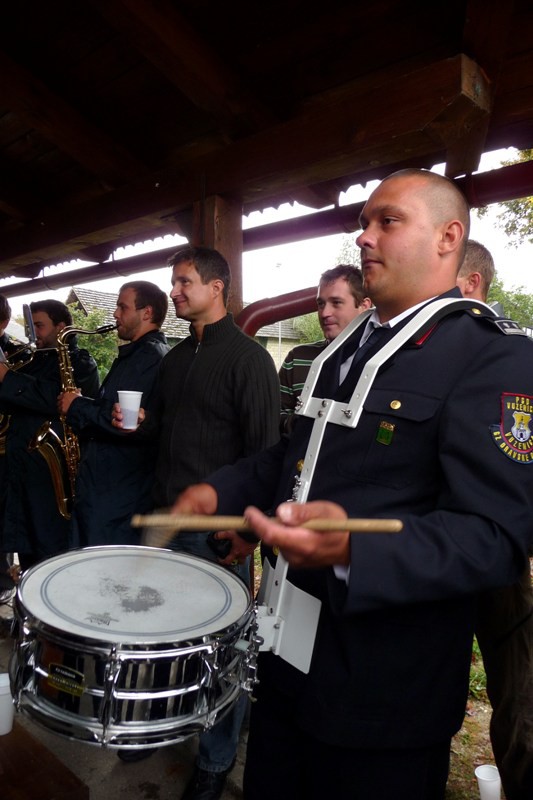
[136,483,401,568]
[141,483,255,566]
[244,501,351,568]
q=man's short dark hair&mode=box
[319,264,366,306]
[167,245,231,305]
[120,280,168,327]
[30,299,72,327]
[0,294,11,325]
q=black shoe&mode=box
[181,759,236,800]
[117,748,155,763]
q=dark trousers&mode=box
[476,562,533,800]
[243,683,451,800]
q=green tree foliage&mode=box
[292,311,323,343]
[68,305,117,380]
[478,149,533,248]
[487,275,533,329]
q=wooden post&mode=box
[191,194,244,316]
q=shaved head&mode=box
[381,169,471,259]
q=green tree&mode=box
[487,275,533,329]
[68,305,117,380]
[292,311,323,343]
[477,149,533,248]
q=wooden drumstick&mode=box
[132,513,403,533]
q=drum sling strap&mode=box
[257,298,497,673]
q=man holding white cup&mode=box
[58,280,169,548]
[117,390,143,430]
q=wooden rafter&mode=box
[0,54,498,273]
[92,0,275,135]
[0,48,148,188]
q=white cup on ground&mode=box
[475,764,501,800]
[118,390,143,430]
[0,672,14,735]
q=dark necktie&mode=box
[350,323,390,367]
[316,324,390,396]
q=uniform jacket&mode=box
[0,345,99,558]
[208,291,533,750]
[66,330,169,546]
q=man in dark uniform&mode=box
[0,299,99,572]
[0,294,25,598]
[58,280,169,547]
[456,240,533,800]
[169,169,533,800]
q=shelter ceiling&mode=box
[0,0,532,280]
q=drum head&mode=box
[18,546,251,645]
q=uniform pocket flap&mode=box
[364,389,439,422]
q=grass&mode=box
[446,638,496,798]
[469,637,488,700]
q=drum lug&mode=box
[234,615,262,695]
[100,648,122,741]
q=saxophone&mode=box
[29,323,117,520]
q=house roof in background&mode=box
[67,286,300,341]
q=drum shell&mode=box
[9,547,258,748]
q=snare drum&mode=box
[9,546,258,748]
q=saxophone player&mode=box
[0,293,24,593]
[0,299,99,572]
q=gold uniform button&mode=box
[296,459,305,473]
[390,400,401,410]
[472,307,482,315]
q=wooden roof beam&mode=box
[428,55,492,177]
[0,48,148,188]
[93,0,275,135]
[442,0,514,177]
[0,55,508,271]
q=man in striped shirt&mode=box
[279,264,371,433]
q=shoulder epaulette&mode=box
[463,306,529,337]
[488,317,528,337]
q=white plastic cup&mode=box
[0,672,14,735]
[118,390,143,430]
[475,764,501,800]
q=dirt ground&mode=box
[447,698,500,799]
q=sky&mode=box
[3,146,532,321]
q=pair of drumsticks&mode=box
[132,513,402,548]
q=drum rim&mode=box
[16,545,254,647]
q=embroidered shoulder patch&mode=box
[491,319,527,336]
[491,394,533,463]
